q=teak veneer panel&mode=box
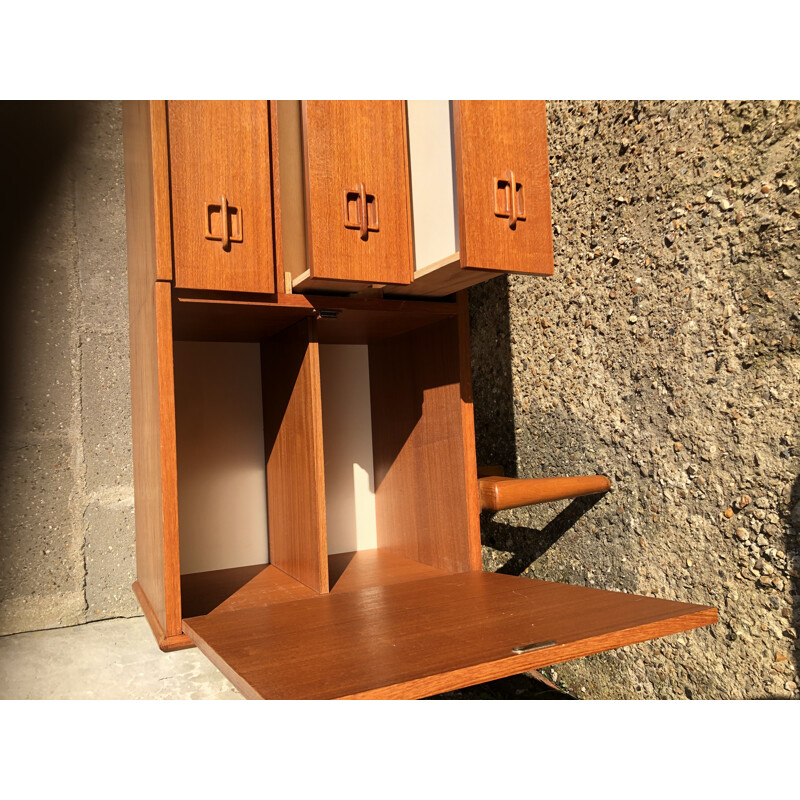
[208,565,317,614]
[261,319,328,594]
[171,292,458,344]
[301,101,413,287]
[181,563,273,619]
[182,571,717,700]
[168,101,275,294]
[180,550,446,619]
[124,102,182,643]
[328,549,446,593]
[384,255,503,299]
[455,101,554,276]
[369,316,480,573]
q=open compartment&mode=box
[173,295,478,619]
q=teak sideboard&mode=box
[123,100,716,699]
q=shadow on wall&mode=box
[468,276,518,475]
[468,276,608,575]
[0,102,85,446]
[482,494,607,576]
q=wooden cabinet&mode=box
[168,101,276,294]
[277,101,413,293]
[123,100,717,700]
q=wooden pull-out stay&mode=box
[479,474,611,512]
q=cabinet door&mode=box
[297,101,413,290]
[183,571,716,699]
[168,101,275,294]
[456,100,553,275]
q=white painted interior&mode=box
[173,342,269,574]
[406,100,459,271]
[318,345,377,555]
[277,100,308,282]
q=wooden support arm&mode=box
[478,474,611,512]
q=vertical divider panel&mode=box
[369,318,474,573]
[261,318,329,594]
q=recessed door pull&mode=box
[512,639,556,655]
[494,169,526,230]
[205,195,243,251]
[343,182,380,240]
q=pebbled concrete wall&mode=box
[0,101,137,636]
[470,101,800,699]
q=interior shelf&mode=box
[181,549,448,618]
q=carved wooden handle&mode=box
[343,183,380,241]
[204,196,242,251]
[494,170,526,230]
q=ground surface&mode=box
[0,617,240,700]
[0,616,571,700]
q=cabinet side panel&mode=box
[123,101,166,631]
[304,101,413,285]
[369,319,473,573]
[149,101,173,282]
[168,101,276,294]
[156,282,182,636]
[261,319,329,593]
[456,100,554,275]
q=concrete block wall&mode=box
[0,101,137,636]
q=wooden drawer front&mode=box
[168,101,275,293]
[303,101,413,286]
[456,101,553,275]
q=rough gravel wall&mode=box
[470,101,800,699]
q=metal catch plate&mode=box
[512,639,556,655]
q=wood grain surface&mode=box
[179,550,447,620]
[168,101,275,293]
[133,581,193,651]
[124,102,183,642]
[124,103,167,633]
[369,318,475,573]
[480,474,612,511]
[171,291,457,344]
[182,571,717,699]
[155,281,182,637]
[328,549,446,593]
[384,255,504,298]
[261,318,329,593]
[303,101,413,285]
[456,292,483,570]
[455,101,554,275]
[269,101,286,294]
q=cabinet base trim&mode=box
[133,581,194,652]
